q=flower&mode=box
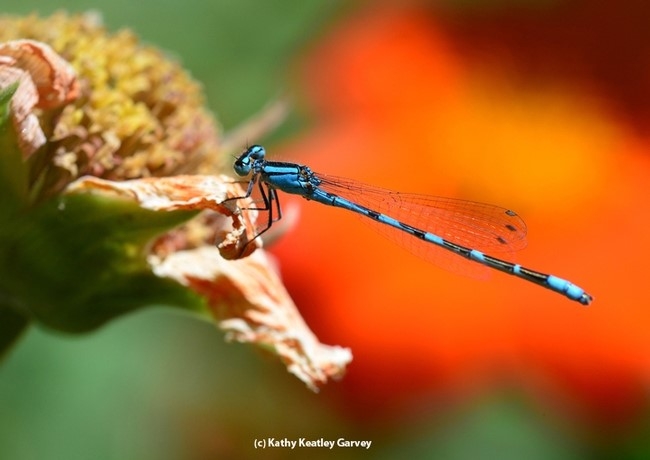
[0,11,222,198]
[0,12,351,390]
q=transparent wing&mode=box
[314,173,528,279]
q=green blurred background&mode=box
[1,1,649,459]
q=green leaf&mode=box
[0,82,32,356]
[0,82,18,124]
[0,82,30,217]
[0,192,207,333]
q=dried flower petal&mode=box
[150,247,352,391]
[0,39,79,108]
[0,39,78,157]
[65,174,261,258]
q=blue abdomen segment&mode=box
[547,275,591,305]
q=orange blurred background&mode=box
[269,1,650,432]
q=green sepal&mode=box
[0,82,30,217]
[0,192,208,333]
[0,82,18,123]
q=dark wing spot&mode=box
[496,236,507,245]
[505,224,517,232]
[505,210,517,217]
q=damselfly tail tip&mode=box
[579,292,593,306]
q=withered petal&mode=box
[0,39,79,157]
[0,39,79,108]
[150,247,352,391]
[67,174,238,211]
[65,174,261,257]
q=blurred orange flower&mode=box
[270,4,650,427]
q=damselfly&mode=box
[228,145,592,305]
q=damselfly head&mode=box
[246,145,266,160]
[234,144,266,176]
